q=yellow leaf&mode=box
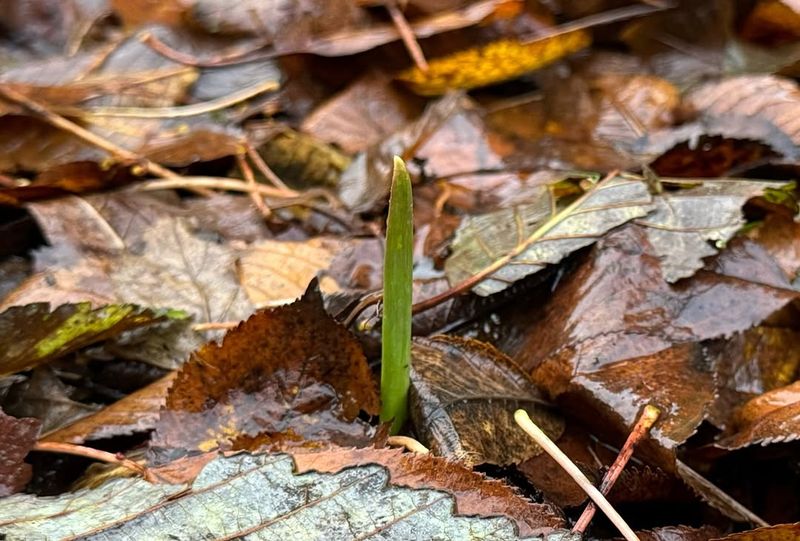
[397,30,591,96]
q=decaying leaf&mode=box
[445,174,654,296]
[40,373,176,445]
[397,31,591,95]
[0,302,178,377]
[238,237,382,307]
[151,280,379,460]
[2,367,101,435]
[0,452,543,540]
[637,180,791,282]
[706,326,800,431]
[301,72,424,154]
[717,381,800,450]
[686,75,800,147]
[409,335,564,466]
[253,126,351,189]
[511,225,798,465]
[291,446,565,537]
[7,197,255,326]
[0,409,40,496]
[712,523,800,540]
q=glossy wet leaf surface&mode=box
[151,280,379,461]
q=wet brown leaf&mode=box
[0,408,40,496]
[717,381,800,450]
[712,523,800,540]
[151,280,379,461]
[292,445,565,537]
[706,327,800,431]
[340,93,511,212]
[637,525,722,541]
[409,335,563,467]
[512,225,798,465]
[2,367,101,435]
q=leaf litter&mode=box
[2,1,800,539]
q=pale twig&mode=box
[387,435,430,454]
[0,84,179,181]
[386,1,429,72]
[33,441,156,483]
[192,321,239,331]
[237,153,271,218]
[135,176,297,198]
[85,79,279,118]
[573,405,660,534]
[514,409,639,541]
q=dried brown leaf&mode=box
[151,280,379,461]
[409,335,563,466]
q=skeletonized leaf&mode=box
[637,180,792,282]
[0,453,540,540]
[410,336,563,466]
[445,174,654,296]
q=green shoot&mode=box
[380,156,413,434]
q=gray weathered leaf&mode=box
[0,453,534,541]
[636,180,791,282]
[445,175,654,296]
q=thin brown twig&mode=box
[386,1,429,72]
[514,410,639,541]
[33,441,156,483]
[0,84,179,181]
[572,405,661,535]
[237,153,271,218]
[245,143,295,192]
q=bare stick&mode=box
[514,409,639,541]
[573,405,660,534]
[0,84,179,181]
[33,441,156,483]
[192,321,239,331]
[237,153,271,218]
[387,1,429,72]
